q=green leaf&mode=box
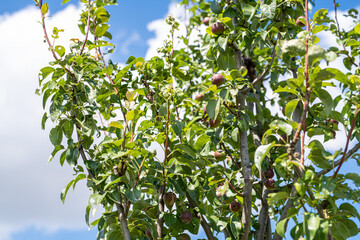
[41,3,49,15]
[254,142,275,171]
[260,0,276,19]
[65,148,79,167]
[308,45,325,65]
[107,230,122,240]
[340,203,360,221]
[62,0,71,4]
[172,120,185,137]
[276,218,288,237]
[210,1,222,14]
[312,68,349,85]
[114,57,144,83]
[206,99,220,120]
[49,126,63,146]
[60,180,74,204]
[303,213,320,240]
[294,181,306,197]
[54,45,65,57]
[269,120,293,135]
[281,39,306,56]
[176,144,197,159]
[109,121,124,129]
[88,193,105,207]
[95,24,110,37]
[345,173,360,187]
[315,89,333,116]
[62,120,73,139]
[325,51,337,62]
[331,219,358,240]
[268,191,289,205]
[284,99,300,118]
[39,66,55,84]
[355,22,360,34]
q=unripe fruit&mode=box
[329,119,338,125]
[145,228,152,238]
[265,178,276,189]
[209,118,220,128]
[195,94,205,101]
[211,73,225,86]
[202,17,210,26]
[264,168,274,178]
[214,149,226,160]
[296,16,306,27]
[211,22,225,35]
[177,233,191,240]
[164,192,176,209]
[180,211,192,224]
[229,201,241,212]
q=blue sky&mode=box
[0,1,359,240]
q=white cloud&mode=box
[0,4,98,240]
[119,32,141,55]
[145,2,205,60]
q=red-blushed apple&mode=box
[145,228,152,238]
[329,119,338,125]
[180,211,192,224]
[209,118,220,128]
[211,73,225,86]
[264,168,274,178]
[296,16,306,27]
[195,94,205,101]
[202,16,210,26]
[229,201,241,212]
[265,178,275,189]
[214,149,226,160]
[164,192,176,209]
[211,22,225,35]
[177,233,191,240]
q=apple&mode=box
[214,149,226,160]
[195,94,205,101]
[211,22,225,35]
[229,201,241,212]
[211,73,225,86]
[145,228,152,238]
[180,211,192,224]
[202,16,210,26]
[265,178,275,189]
[329,119,338,125]
[264,168,274,178]
[209,118,220,128]
[296,16,306,27]
[177,233,191,240]
[164,192,176,209]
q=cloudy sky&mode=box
[0,1,359,240]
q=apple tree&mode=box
[34,0,360,239]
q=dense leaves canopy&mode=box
[35,0,360,239]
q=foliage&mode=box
[34,0,360,239]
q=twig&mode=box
[333,0,358,67]
[333,106,359,178]
[79,0,92,55]
[316,142,360,177]
[186,192,216,240]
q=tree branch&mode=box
[316,142,360,177]
[79,0,92,55]
[186,192,216,240]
